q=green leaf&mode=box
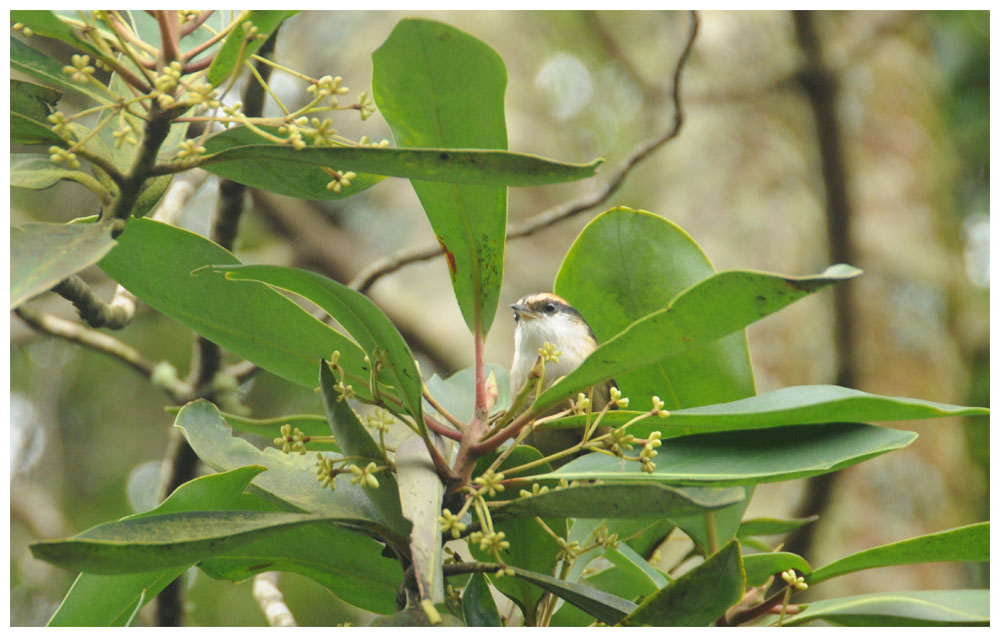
[31,510,350,574]
[47,466,265,626]
[555,206,755,410]
[470,446,563,624]
[764,590,989,627]
[462,572,503,627]
[198,491,402,615]
[11,79,62,144]
[11,37,111,104]
[11,154,103,194]
[539,263,862,412]
[607,518,675,560]
[742,552,811,587]
[396,437,447,605]
[808,522,989,585]
[206,11,298,86]
[11,220,117,309]
[217,265,424,427]
[425,364,511,423]
[668,487,752,555]
[373,17,510,335]
[12,111,64,145]
[217,411,336,449]
[506,565,637,625]
[546,384,988,439]
[175,399,408,551]
[11,11,102,58]
[620,539,744,626]
[738,515,818,539]
[537,423,917,486]
[98,218,374,394]
[319,363,409,538]
[491,483,745,520]
[200,125,384,200]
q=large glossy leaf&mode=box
[763,590,989,627]
[206,10,298,85]
[808,522,989,585]
[31,510,351,574]
[538,264,862,413]
[555,207,755,410]
[10,11,102,58]
[11,154,98,192]
[98,218,374,394]
[12,110,64,145]
[11,79,62,144]
[11,37,111,104]
[620,539,744,626]
[506,565,637,625]
[668,487,752,555]
[490,483,745,520]
[47,466,265,626]
[218,265,424,426]
[738,515,818,539]
[396,435,446,605]
[175,399,407,550]
[319,363,408,537]
[743,551,811,587]
[545,384,989,439]
[536,423,917,486]
[11,221,117,308]
[373,17,509,335]
[201,125,384,200]
[462,572,503,626]
[198,491,402,615]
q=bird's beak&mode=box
[510,302,533,320]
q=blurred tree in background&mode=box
[11,10,988,626]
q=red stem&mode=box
[180,10,214,37]
[155,10,181,65]
[424,414,463,442]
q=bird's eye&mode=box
[543,302,557,314]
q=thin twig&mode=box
[180,10,215,38]
[348,10,700,295]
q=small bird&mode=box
[509,292,612,455]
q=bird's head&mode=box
[510,292,598,360]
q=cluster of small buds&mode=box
[185,82,221,112]
[571,392,591,415]
[153,61,184,94]
[112,122,137,148]
[308,75,350,105]
[242,20,262,41]
[273,423,310,455]
[309,117,337,145]
[366,408,395,434]
[277,117,309,150]
[356,92,376,120]
[639,431,662,473]
[494,566,515,578]
[605,427,635,456]
[538,341,561,363]
[349,461,381,489]
[438,508,467,539]
[594,525,619,549]
[315,454,339,491]
[12,22,34,37]
[473,469,505,497]
[781,569,808,591]
[518,483,550,499]
[176,139,207,161]
[47,112,72,139]
[358,136,391,148]
[651,395,670,418]
[555,536,581,561]
[62,54,95,84]
[223,102,243,117]
[477,530,510,553]
[326,170,357,194]
[48,146,80,169]
[609,386,629,409]
[177,10,200,23]
[333,379,355,402]
[557,478,581,489]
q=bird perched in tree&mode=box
[508,292,613,455]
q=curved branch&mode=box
[53,273,133,329]
[349,10,700,295]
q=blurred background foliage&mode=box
[10,10,989,626]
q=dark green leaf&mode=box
[538,263,862,412]
[538,423,917,486]
[669,487,751,555]
[555,206,755,410]
[98,218,374,394]
[743,552,811,587]
[738,515,819,538]
[11,154,100,192]
[373,17,509,335]
[546,384,988,439]
[506,565,637,625]
[808,522,989,585]
[217,411,335,449]
[462,572,503,626]
[764,590,989,627]
[12,111,64,145]
[620,539,744,626]
[491,483,745,520]
[11,79,62,144]
[201,125,384,199]
[11,37,111,104]
[608,518,675,560]
[11,11,102,57]
[175,400,408,551]
[11,221,117,309]
[47,466,264,626]
[206,11,298,85]
[218,265,424,427]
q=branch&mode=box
[252,572,297,627]
[348,10,700,295]
[52,272,133,329]
[180,10,215,38]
